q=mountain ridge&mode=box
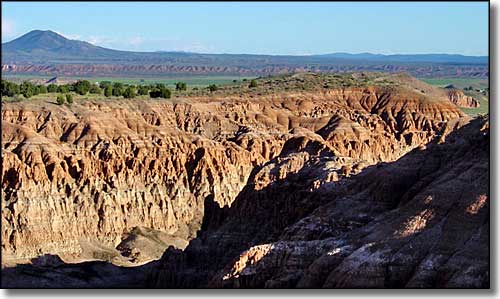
[2,30,488,64]
[1,30,489,78]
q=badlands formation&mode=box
[1,73,489,287]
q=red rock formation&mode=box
[1,63,489,78]
[3,76,484,288]
[148,116,489,288]
[447,89,480,108]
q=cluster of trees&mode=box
[1,79,101,99]
[149,83,172,99]
[56,94,73,105]
[1,80,49,98]
[1,79,187,100]
[1,79,251,101]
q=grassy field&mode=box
[2,74,256,88]
[458,96,489,116]
[421,78,489,89]
[422,77,489,117]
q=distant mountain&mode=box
[2,30,128,62]
[1,30,489,78]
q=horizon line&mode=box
[1,29,489,58]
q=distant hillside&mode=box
[1,30,489,78]
[314,52,487,64]
[2,30,124,62]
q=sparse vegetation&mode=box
[249,79,258,88]
[150,83,171,99]
[123,86,136,99]
[58,85,70,93]
[175,82,187,91]
[66,94,73,104]
[104,85,113,97]
[208,84,218,92]
[74,80,91,95]
[47,84,58,93]
[138,85,149,95]
[20,81,36,98]
[1,80,20,97]
[56,94,65,105]
[112,82,124,97]
[1,73,489,113]
[89,84,102,94]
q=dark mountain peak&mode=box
[25,29,63,37]
[1,29,121,62]
[4,30,70,50]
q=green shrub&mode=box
[73,80,91,95]
[175,82,187,91]
[58,85,70,93]
[66,94,73,104]
[47,84,58,93]
[20,82,36,98]
[56,95,65,105]
[104,86,113,97]
[1,80,20,97]
[99,81,112,89]
[123,86,136,99]
[249,79,258,88]
[138,85,149,95]
[38,85,48,94]
[112,83,124,97]
[89,84,102,94]
[208,84,218,92]
[150,86,171,99]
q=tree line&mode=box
[0,79,199,101]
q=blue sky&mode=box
[1,2,489,55]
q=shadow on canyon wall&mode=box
[1,116,490,289]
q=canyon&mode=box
[1,73,489,288]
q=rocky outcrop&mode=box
[3,76,482,288]
[447,89,480,108]
[148,116,489,288]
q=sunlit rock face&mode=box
[149,116,489,289]
[2,74,487,288]
[447,89,480,108]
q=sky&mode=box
[1,1,489,56]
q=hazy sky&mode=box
[1,1,489,55]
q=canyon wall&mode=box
[447,89,480,108]
[2,85,465,264]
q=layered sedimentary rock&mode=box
[3,74,485,288]
[447,89,480,108]
[1,62,489,79]
[148,116,489,288]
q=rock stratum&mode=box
[1,73,489,288]
[447,89,480,108]
[1,62,489,79]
